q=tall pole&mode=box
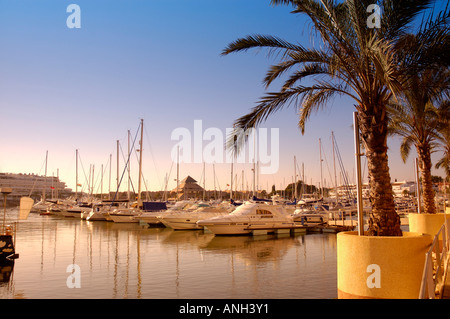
[92,164,95,198]
[353,112,364,236]
[43,150,48,202]
[294,156,297,200]
[128,130,131,201]
[75,149,79,201]
[176,145,179,201]
[101,164,103,201]
[116,140,119,192]
[415,158,422,214]
[138,119,144,205]
[203,162,206,201]
[230,161,233,200]
[109,153,112,200]
[319,138,323,198]
[332,132,339,205]
[242,170,244,200]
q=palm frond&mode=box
[221,34,303,59]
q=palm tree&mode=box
[388,68,449,215]
[222,0,443,236]
[435,102,450,182]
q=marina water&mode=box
[0,209,338,299]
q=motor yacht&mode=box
[158,203,235,230]
[197,201,296,235]
[292,206,329,226]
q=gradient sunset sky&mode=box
[0,0,445,194]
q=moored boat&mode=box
[158,203,235,230]
[197,201,297,235]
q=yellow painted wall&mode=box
[337,231,432,299]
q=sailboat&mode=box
[109,119,145,223]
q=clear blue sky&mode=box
[0,0,445,194]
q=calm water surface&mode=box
[0,210,338,299]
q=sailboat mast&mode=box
[230,161,233,200]
[319,138,323,198]
[101,164,103,201]
[294,156,297,200]
[116,140,119,192]
[176,145,179,201]
[138,119,144,205]
[43,150,48,202]
[75,149,78,201]
[203,162,206,201]
[332,132,339,205]
[128,130,131,201]
[109,153,112,200]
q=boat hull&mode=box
[201,223,252,235]
[86,211,107,221]
[109,214,139,223]
[159,212,229,230]
[62,211,83,218]
[159,217,203,230]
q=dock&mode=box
[328,217,410,227]
[246,223,355,236]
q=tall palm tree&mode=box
[388,68,449,215]
[222,0,442,236]
[435,101,450,182]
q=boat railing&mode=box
[419,217,450,299]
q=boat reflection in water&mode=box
[0,260,14,284]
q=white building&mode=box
[329,180,416,199]
[0,173,72,206]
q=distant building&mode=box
[328,180,417,199]
[171,176,205,200]
[392,180,416,197]
[0,173,72,206]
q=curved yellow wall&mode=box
[337,231,432,299]
[409,213,448,240]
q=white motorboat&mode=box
[197,201,296,235]
[158,204,235,230]
[137,200,196,225]
[292,207,329,226]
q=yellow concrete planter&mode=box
[408,213,448,240]
[337,231,432,299]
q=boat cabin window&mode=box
[256,209,273,218]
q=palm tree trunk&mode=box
[417,145,436,214]
[359,112,402,236]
